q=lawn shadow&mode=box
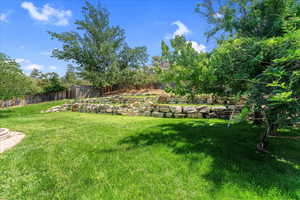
[119,120,300,199]
[0,109,15,119]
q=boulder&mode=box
[159,105,170,113]
[170,106,182,113]
[183,106,197,113]
[211,106,227,111]
[198,106,210,113]
[144,111,152,117]
[197,113,204,118]
[187,113,199,118]
[72,103,80,112]
[209,112,217,118]
[152,112,165,118]
[157,95,169,104]
[174,113,187,118]
[165,113,174,118]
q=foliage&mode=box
[209,22,300,134]
[194,0,300,150]
[117,66,158,89]
[196,0,300,39]
[249,31,300,131]
[156,36,215,102]
[42,72,66,93]
[30,70,66,94]
[61,64,89,87]
[0,53,38,100]
[48,1,148,88]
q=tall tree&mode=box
[63,64,78,86]
[43,72,66,93]
[0,53,37,100]
[157,36,215,102]
[49,1,148,88]
[196,0,300,40]
[196,0,300,151]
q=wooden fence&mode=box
[0,85,117,109]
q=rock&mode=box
[170,106,182,113]
[209,112,217,118]
[144,111,152,117]
[165,113,174,118]
[152,112,165,118]
[183,106,197,113]
[105,106,113,113]
[157,95,169,104]
[207,97,213,104]
[228,105,236,110]
[72,103,80,112]
[159,106,170,113]
[174,113,187,118]
[151,104,160,112]
[211,106,227,111]
[144,106,153,112]
[198,106,210,113]
[187,113,199,118]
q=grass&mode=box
[0,102,299,200]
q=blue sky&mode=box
[0,0,215,76]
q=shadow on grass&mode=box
[0,109,15,118]
[119,120,300,199]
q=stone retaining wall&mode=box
[45,103,242,120]
[73,94,240,107]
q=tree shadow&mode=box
[119,120,300,199]
[0,109,15,119]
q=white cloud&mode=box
[172,21,191,38]
[15,58,31,64]
[0,13,8,22]
[49,65,57,70]
[165,20,191,40]
[25,64,44,71]
[189,41,206,53]
[164,20,206,53]
[19,45,25,49]
[213,13,223,19]
[21,1,72,26]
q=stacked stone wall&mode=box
[44,103,242,120]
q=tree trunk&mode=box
[253,111,263,126]
[257,125,270,153]
[256,111,275,153]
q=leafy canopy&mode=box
[49,1,148,87]
[157,36,215,101]
[195,0,300,147]
[0,53,37,100]
[196,0,300,39]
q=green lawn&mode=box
[0,102,299,200]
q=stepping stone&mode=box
[0,128,25,153]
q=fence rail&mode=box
[0,85,117,109]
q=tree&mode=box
[30,69,43,79]
[157,36,215,102]
[48,0,148,88]
[196,0,300,151]
[62,64,78,86]
[42,72,66,93]
[0,53,38,100]
[196,0,300,40]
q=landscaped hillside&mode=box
[0,102,299,200]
